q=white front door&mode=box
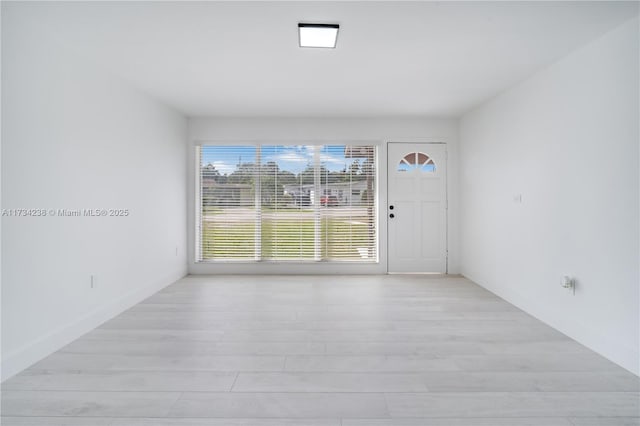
[387,143,447,273]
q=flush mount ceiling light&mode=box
[298,23,339,48]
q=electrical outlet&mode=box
[562,275,575,295]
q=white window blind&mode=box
[199,146,258,260]
[197,144,377,262]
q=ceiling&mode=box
[6,1,639,117]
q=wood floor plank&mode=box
[0,417,114,426]
[29,353,285,371]
[2,369,238,392]
[117,310,299,321]
[111,419,341,426]
[82,328,226,342]
[324,341,485,356]
[568,418,640,425]
[1,390,181,417]
[384,392,640,418]
[232,372,429,392]
[420,371,640,392]
[284,355,462,372]
[216,327,563,343]
[452,352,625,372]
[60,340,325,356]
[167,392,390,418]
[0,419,342,426]
[342,419,575,426]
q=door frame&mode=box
[386,141,448,274]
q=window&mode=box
[397,152,436,172]
[197,144,377,262]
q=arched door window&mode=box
[397,152,436,172]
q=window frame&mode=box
[195,143,379,264]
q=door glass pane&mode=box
[397,152,436,173]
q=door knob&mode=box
[389,205,394,210]
[389,213,395,218]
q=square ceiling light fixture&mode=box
[298,23,339,48]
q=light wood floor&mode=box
[2,275,639,425]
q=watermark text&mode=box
[2,208,130,217]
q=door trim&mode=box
[386,141,448,274]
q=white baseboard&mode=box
[1,269,187,382]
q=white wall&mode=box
[460,17,639,375]
[188,117,460,275]
[1,5,188,380]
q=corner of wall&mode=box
[458,17,640,375]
